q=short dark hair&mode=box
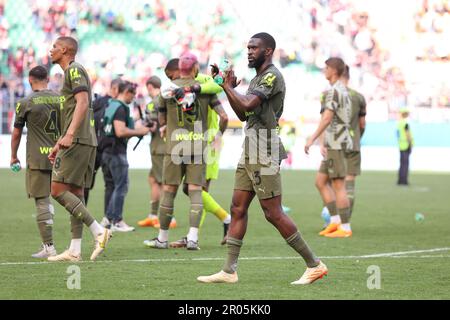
[342,65,350,80]
[165,58,180,72]
[118,80,137,94]
[57,36,78,55]
[251,32,276,50]
[29,65,48,80]
[146,76,161,89]
[325,57,346,77]
[111,78,123,88]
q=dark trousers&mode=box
[398,148,411,185]
[102,152,129,223]
[84,151,114,218]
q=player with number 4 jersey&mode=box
[11,66,62,259]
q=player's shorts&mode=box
[318,149,347,179]
[344,151,361,176]
[52,143,96,188]
[206,147,220,181]
[26,169,51,198]
[162,155,206,187]
[234,157,282,200]
[149,153,164,184]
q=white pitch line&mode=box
[1,247,449,267]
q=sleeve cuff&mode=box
[248,90,267,101]
[14,123,24,129]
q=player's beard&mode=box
[248,52,265,69]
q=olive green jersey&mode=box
[145,95,166,155]
[159,78,221,156]
[323,80,353,151]
[348,88,367,151]
[245,64,287,162]
[14,90,62,170]
[60,61,97,146]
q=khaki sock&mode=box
[189,190,203,228]
[70,194,84,239]
[346,181,355,219]
[159,191,175,230]
[54,191,95,227]
[286,231,319,268]
[326,201,337,216]
[223,237,243,274]
[150,200,159,216]
[35,197,54,245]
[337,207,351,224]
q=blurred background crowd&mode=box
[0,0,449,135]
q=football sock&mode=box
[54,191,95,227]
[189,190,203,228]
[35,197,54,245]
[202,191,229,222]
[187,227,199,242]
[199,209,207,229]
[88,221,104,237]
[149,200,159,217]
[346,180,355,219]
[159,191,175,230]
[70,194,84,239]
[286,231,320,268]
[326,201,337,216]
[69,239,82,255]
[337,207,351,224]
[223,237,243,274]
[340,223,352,232]
[158,229,169,242]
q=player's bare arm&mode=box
[10,127,23,166]
[305,109,334,154]
[59,91,89,149]
[359,116,366,137]
[113,119,150,138]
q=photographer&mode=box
[102,81,151,232]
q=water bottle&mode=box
[11,162,21,172]
[415,212,425,222]
[213,59,231,85]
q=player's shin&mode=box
[188,189,203,242]
[222,237,243,274]
[286,231,320,268]
[158,191,176,241]
[35,197,54,245]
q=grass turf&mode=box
[0,169,449,299]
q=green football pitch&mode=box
[0,169,449,300]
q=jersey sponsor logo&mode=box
[175,132,205,141]
[260,73,276,87]
[39,146,53,155]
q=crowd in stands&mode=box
[0,0,449,134]
[414,0,450,61]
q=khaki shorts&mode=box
[52,143,96,188]
[149,153,164,184]
[234,158,282,200]
[162,155,206,187]
[26,169,51,198]
[345,151,361,176]
[318,149,347,179]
